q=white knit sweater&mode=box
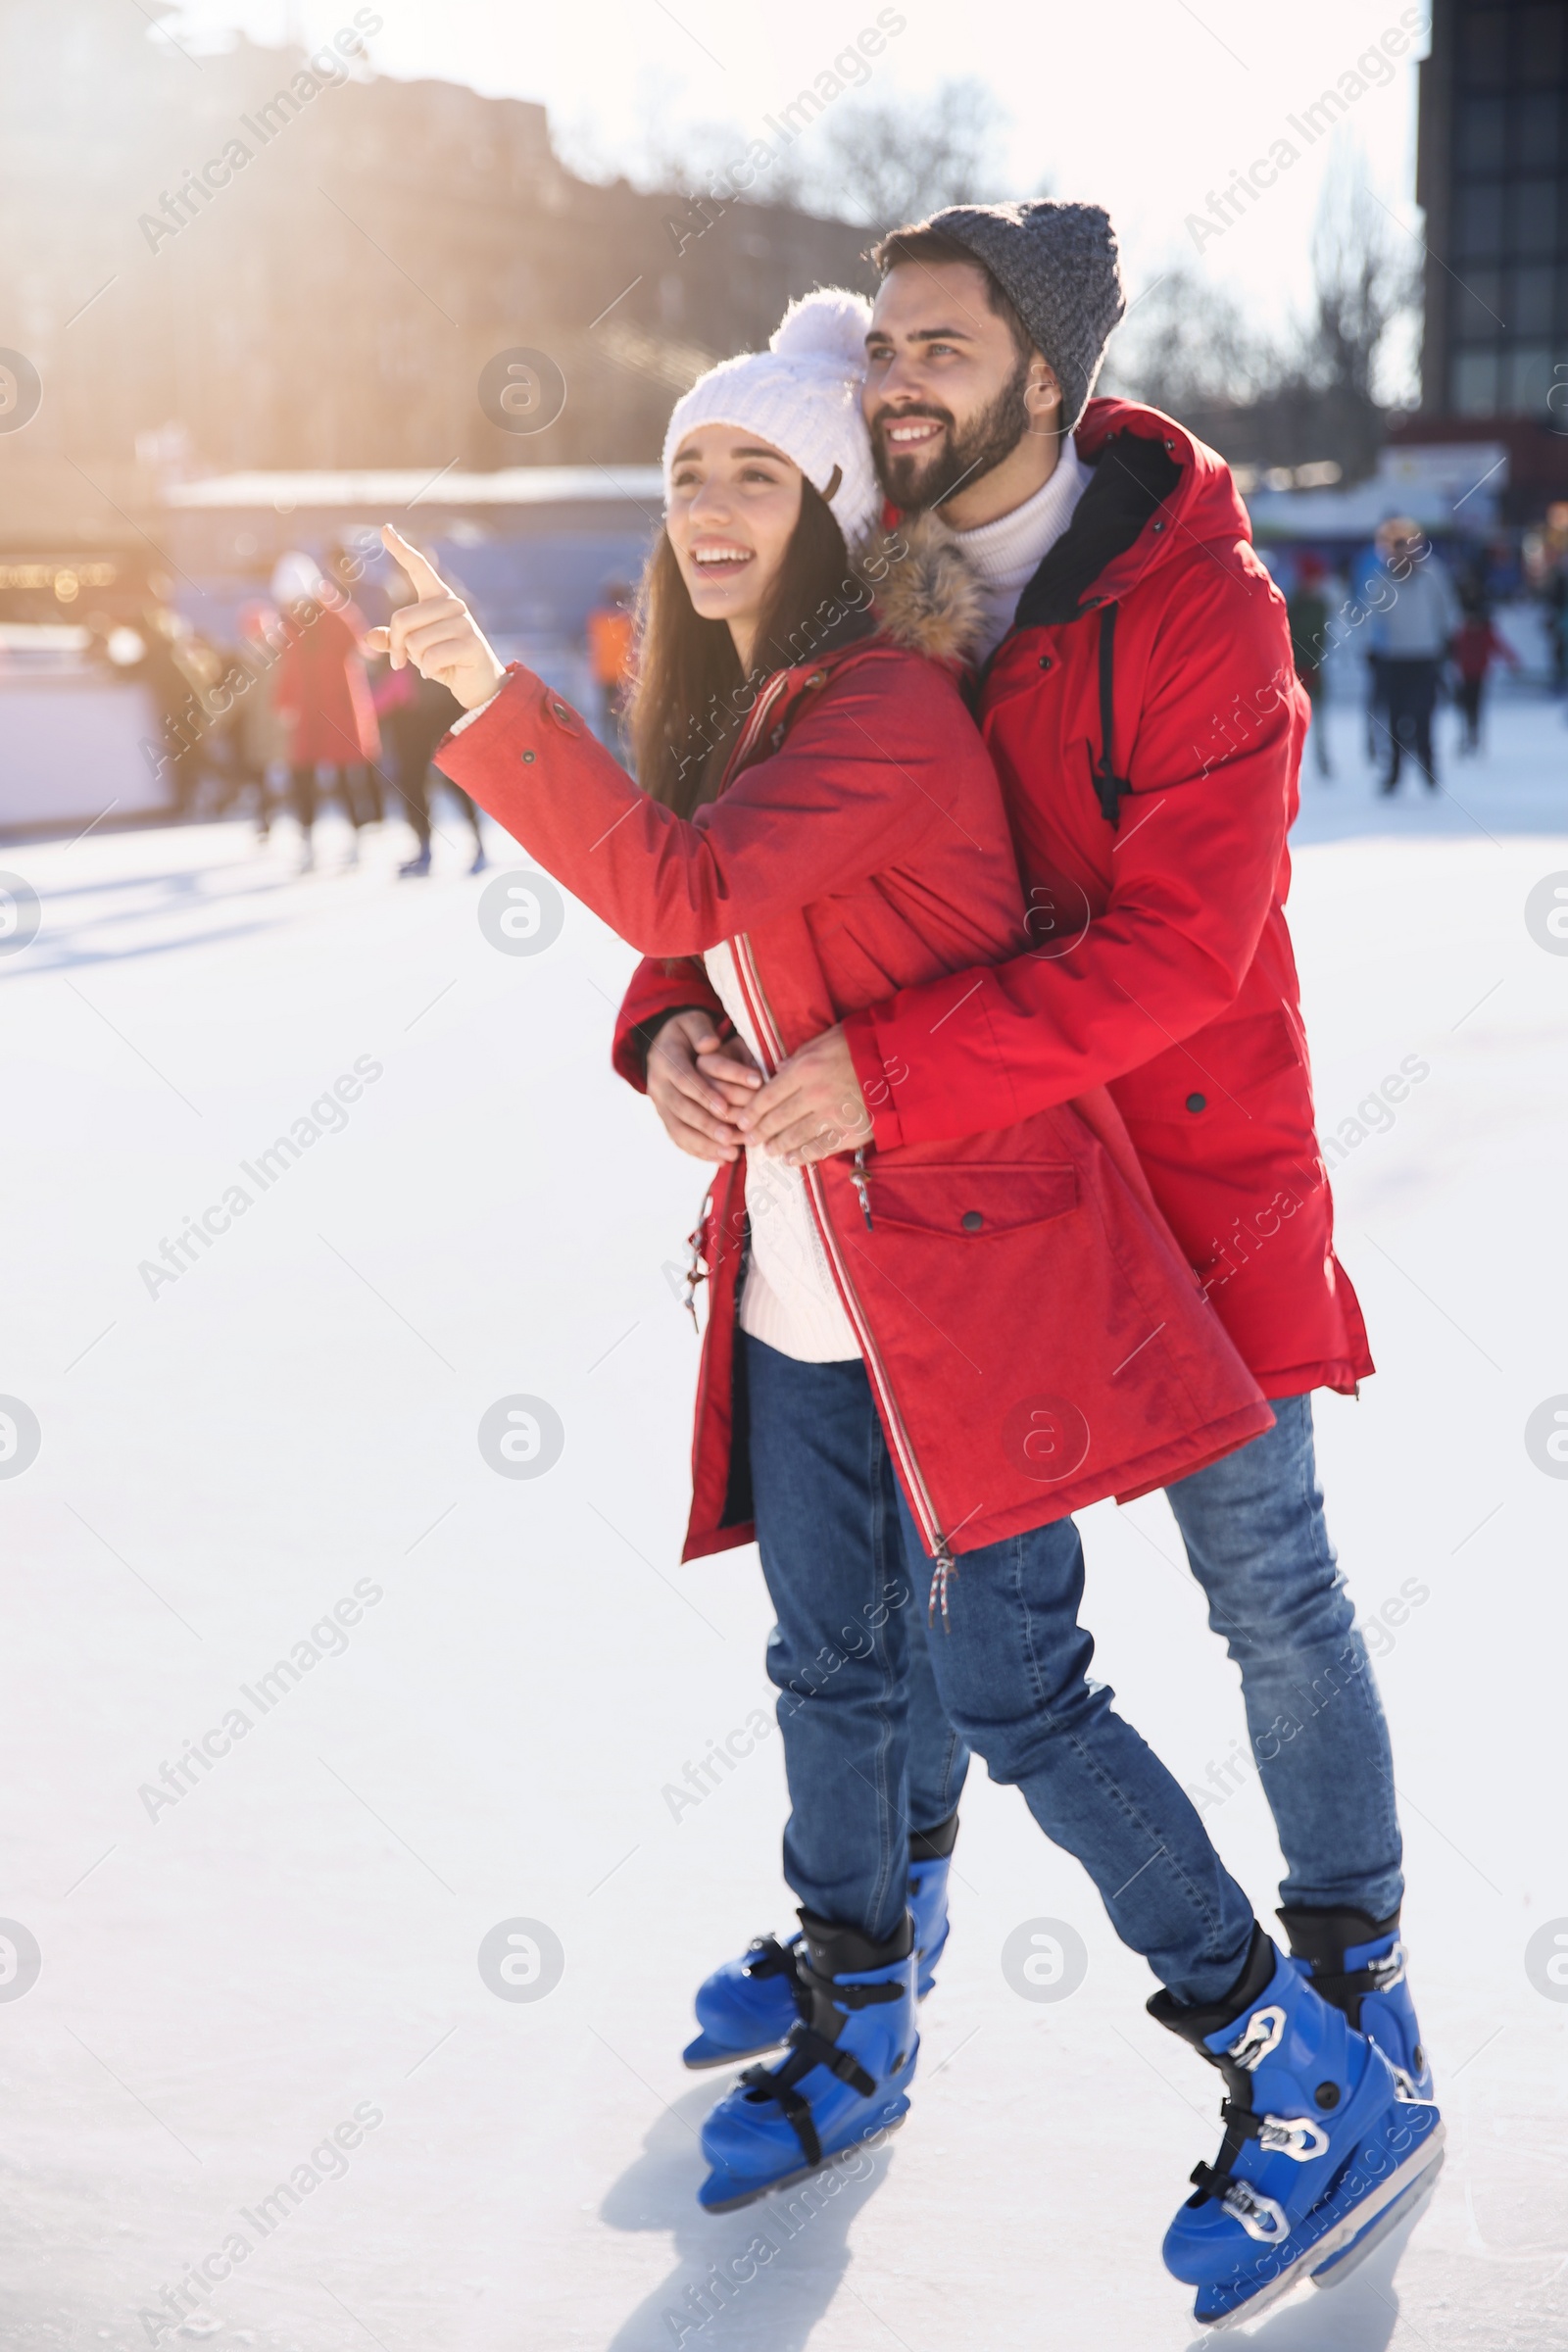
[704,939,860,1362]
[953,437,1093,660]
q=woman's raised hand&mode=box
[366,525,508,710]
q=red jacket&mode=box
[1449,617,1516,683]
[614,402,1371,1400]
[272,599,380,766]
[436,585,1271,1568]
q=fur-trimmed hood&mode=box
[859,514,986,665]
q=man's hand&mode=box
[646,1010,761,1163]
[736,1024,870,1165]
[364,525,508,710]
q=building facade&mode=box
[0,0,873,553]
[1402,0,1568,514]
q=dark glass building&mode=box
[1405,0,1568,513]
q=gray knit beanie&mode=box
[914,199,1125,433]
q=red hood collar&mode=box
[1070,397,1252,598]
[881,399,1252,609]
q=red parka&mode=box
[272,599,381,767]
[613,403,1372,1401]
[436,555,1272,1570]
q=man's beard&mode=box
[870,353,1033,513]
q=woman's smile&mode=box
[690,541,757,578]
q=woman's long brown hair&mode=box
[628,479,861,817]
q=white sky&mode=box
[170,0,1428,375]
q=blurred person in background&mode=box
[1364,636,1388,768]
[1355,542,1390,768]
[1287,552,1333,780]
[1448,596,1519,756]
[1541,556,1568,695]
[223,602,291,839]
[374,552,486,876]
[137,606,225,815]
[324,534,389,627]
[1367,516,1461,796]
[270,551,382,871]
[134,606,201,813]
[585,577,635,760]
[324,537,389,822]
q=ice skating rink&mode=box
[3,695,1565,2351]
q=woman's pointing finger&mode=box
[380,522,447,599]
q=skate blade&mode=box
[698,2105,908,2215]
[682,2032,787,2072]
[1195,2122,1446,2332]
[1311,2147,1445,2288]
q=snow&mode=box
[0,698,1564,2352]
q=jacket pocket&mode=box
[860,1160,1079,1237]
[1111,1009,1301,1127]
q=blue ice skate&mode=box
[1278,1907,1442,2296]
[1152,1929,1444,2329]
[681,1932,808,2071]
[1279,1904,1435,2101]
[682,1818,956,2069]
[697,1915,917,2212]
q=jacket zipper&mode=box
[728,932,958,1621]
[849,1148,872,1229]
[719,668,794,784]
[680,670,807,1538]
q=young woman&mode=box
[370,295,1439,2321]
[270,551,381,871]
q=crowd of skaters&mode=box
[137,540,645,876]
[1284,514,1525,792]
[139,514,1534,851]
[213,540,490,875]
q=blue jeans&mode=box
[746,1336,1258,2005]
[747,1336,1404,1997]
[745,1338,969,1951]
[1164,1394,1402,1920]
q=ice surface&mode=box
[0,697,1564,2349]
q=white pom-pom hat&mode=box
[661,288,879,549]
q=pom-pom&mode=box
[769,288,873,367]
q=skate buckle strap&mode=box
[797,1964,905,2012]
[742,1935,799,1982]
[1225,2002,1286,2072]
[1368,1938,1408,1991]
[811,2035,877,2098]
[1305,1938,1406,2021]
[1191,2162,1290,2243]
[738,2024,878,2169]
[1221,2098,1331,2162]
[745,1934,812,2024]
[1387,2060,1424,2103]
[739,2063,822,2170]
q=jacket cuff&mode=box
[446,681,507,735]
[434,662,536,762]
[843,1007,906,1153]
